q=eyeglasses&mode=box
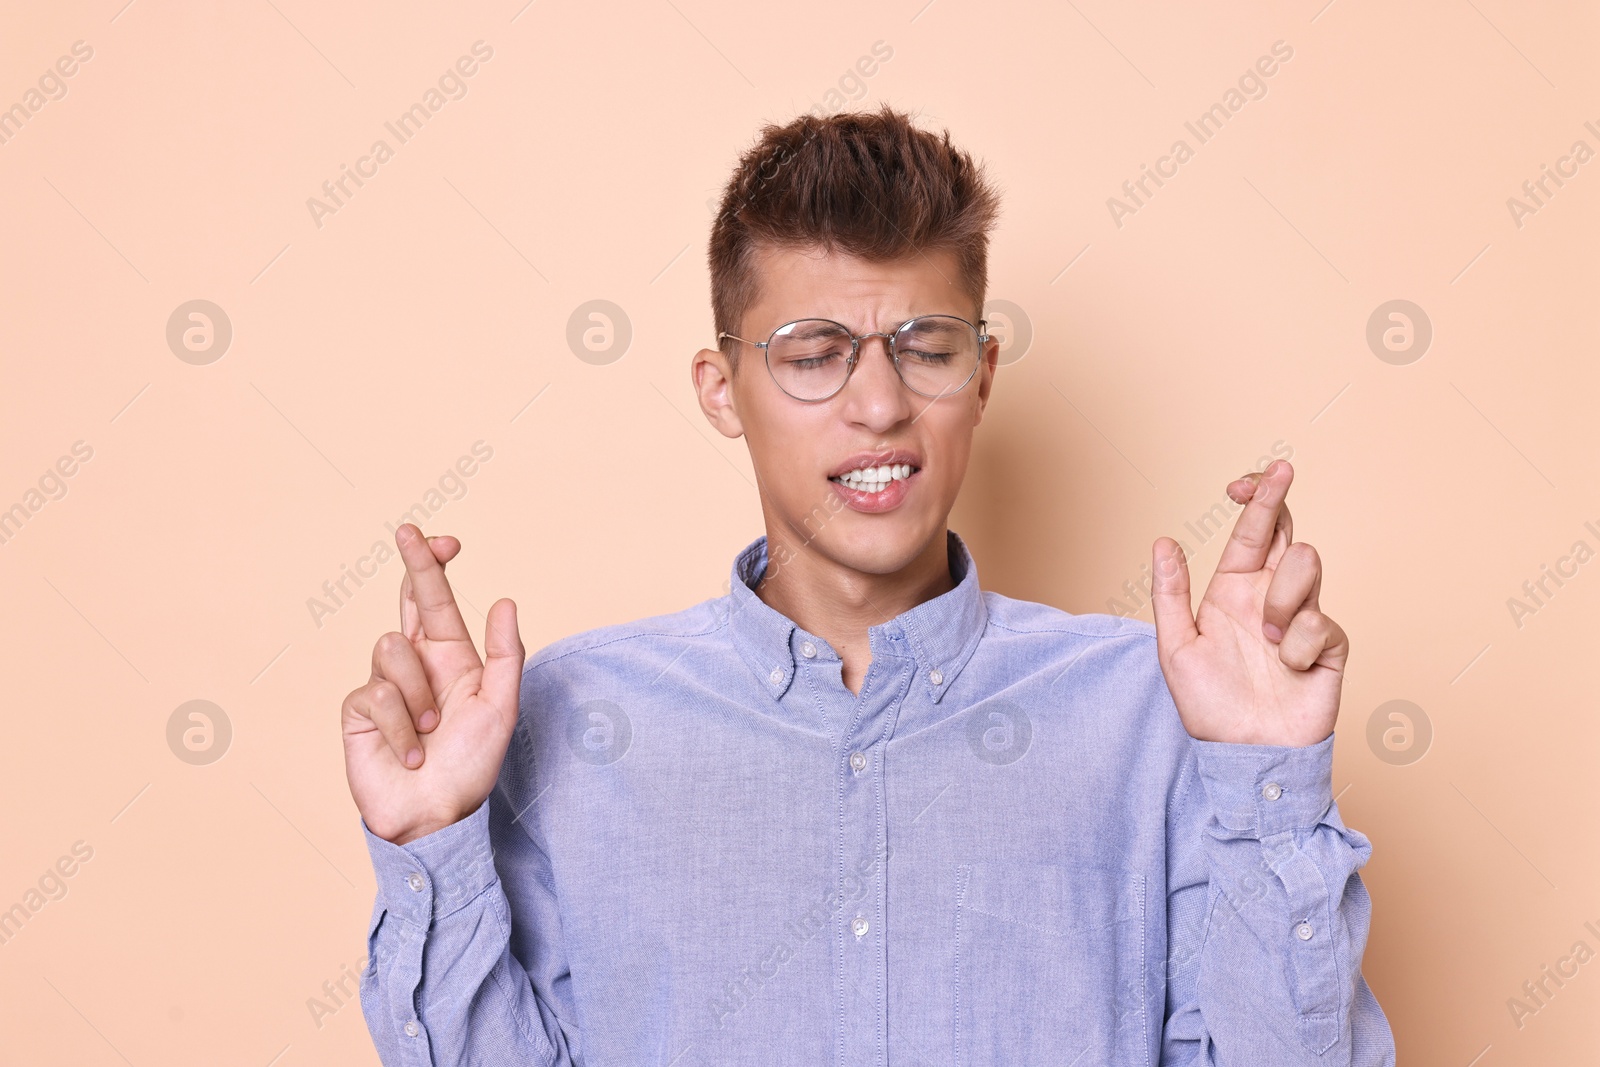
[718,314,989,402]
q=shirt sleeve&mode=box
[1159,730,1397,1065]
[357,725,577,1064]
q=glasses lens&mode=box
[767,319,854,400]
[893,316,980,397]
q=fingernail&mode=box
[1263,622,1284,642]
[419,709,439,731]
[405,747,422,767]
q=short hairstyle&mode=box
[708,103,1002,372]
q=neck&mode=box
[753,524,956,694]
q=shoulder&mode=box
[519,595,728,682]
[982,589,1159,650]
[980,590,1173,701]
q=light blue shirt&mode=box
[359,530,1395,1065]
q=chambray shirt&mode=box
[359,530,1395,1066]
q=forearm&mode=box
[1163,733,1395,1065]
[360,800,565,1066]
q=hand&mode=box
[341,524,525,845]
[1149,460,1347,747]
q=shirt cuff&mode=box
[361,798,499,925]
[1189,731,1335,837]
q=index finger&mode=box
[1227,472,1293,554]
[395,523,471,642]
[1217,460,1293,574]
[399,534,462,641]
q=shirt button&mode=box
[1262,782,1283,801]
[404,1020,420,1037]
[849,752,866,772]
[929,668,944,686]
[1296,922,1314,941]
[769,667,783,684]
[851,916,869,938]
[800,641,817,658]
[406,872,425,892]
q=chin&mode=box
[811,512,940,576]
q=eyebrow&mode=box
[900,318,964,336]
[779,315,963,340]
[783,322,849,341]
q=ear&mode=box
[972,335,1001,427]
[692,346,746,439]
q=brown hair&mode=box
[708,103,1002,372]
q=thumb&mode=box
[480,598,526,719]
[1149,537,1198,663]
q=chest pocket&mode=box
[954,861,1147,1067]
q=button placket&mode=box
[832,655,900,1061]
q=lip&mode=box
[830,469,918,514]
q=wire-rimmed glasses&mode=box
[718,314,988,402]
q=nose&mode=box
[837,333,914,428]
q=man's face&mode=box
[693,243,999,577]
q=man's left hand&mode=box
[1150,459,1347,747]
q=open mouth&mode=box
[828,463,920,495]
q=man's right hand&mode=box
[341,523,526,846]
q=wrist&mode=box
[390,821,453,847]
[361,799,499,924]
[1190,731,1337,836]
[1184,717,1335,747]
[374,805,477,847]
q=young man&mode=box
[342,105,1395,1065]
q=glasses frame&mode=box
[718,314,990,402]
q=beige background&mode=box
[1,0,1595,1062]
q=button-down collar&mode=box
[724,528,988,704]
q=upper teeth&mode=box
[832,463,917,489]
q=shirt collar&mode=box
[724,528,988,704]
